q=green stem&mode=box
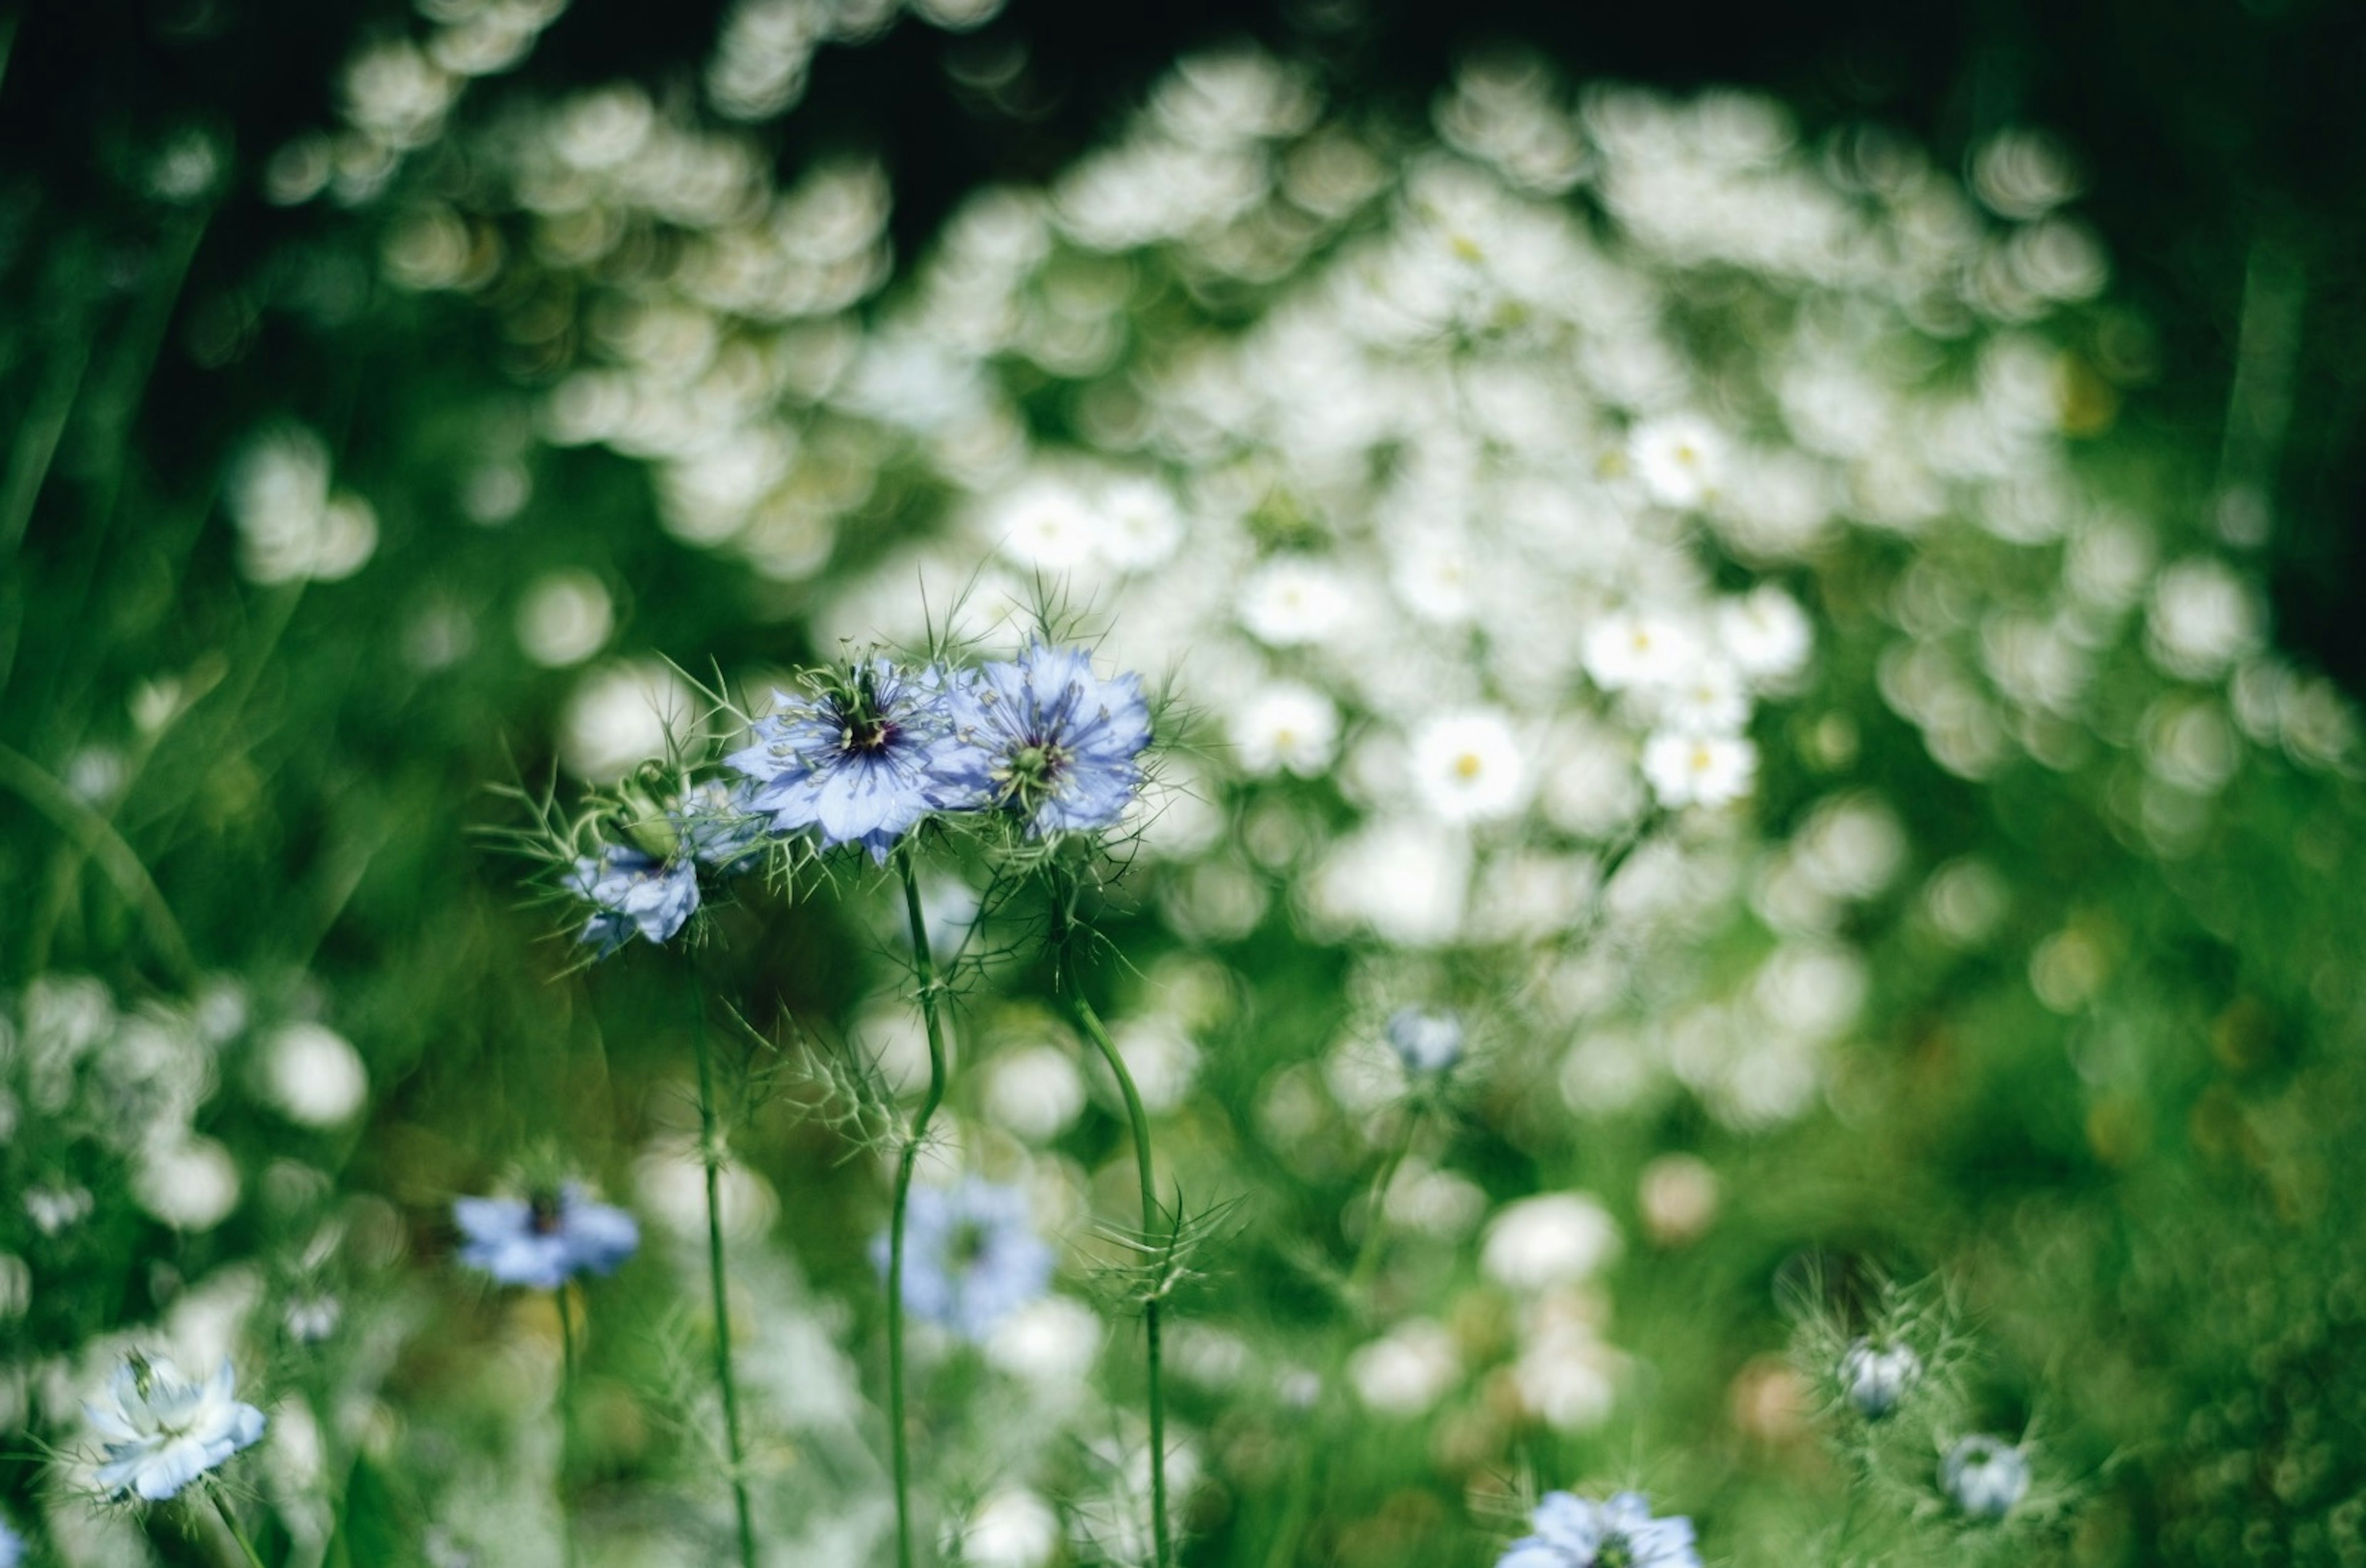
[688,969,759,1568]
[210,1488,267,1568]
[556,1283,579,1568]
[890,857,953,1568]
[1068,982,1174,1568]
[1262,1099,1425,1568]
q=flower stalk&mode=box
[888,855,953,1568]
[209,1489,267,1568]
[687,967,759,1568]
[1067,974,1174,1568]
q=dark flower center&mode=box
[1595,1534,1634,1568]
[948,1219,992,1269]
[834,671,901,754]
[529,1193,563,1235]
[842,712,898,753]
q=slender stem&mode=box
[1262,1098,1426,1568]
[210,1488,267,1568]
[890,858,952,1568]
[1068,982,1174,1568]
[555,1283,579,1568]
[687,968,759,1568]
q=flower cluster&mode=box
[566,641,1153,954]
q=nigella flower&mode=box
[1941,1434,2030,1521]
[872,1177,1055,1341]
[1497,1491,1701,1568]
[86,1355,266,1501]
[664,778,766,871]
[567,843,699,956]
[1840,1336,1922,1418]
[0,1513,21,1567]
[726,659,965,863]
[1386,1006,1465,1074]
[941,642,1152,835]
[454,1182,640,1290]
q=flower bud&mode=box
[1385,1006,1464,1075]
[1839,1336,1921,1418]
[1941,1434,2029,1520]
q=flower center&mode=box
[529,1192,563,1235]
[842,712,898,753]
[994,738,1070,803]
[948,1219,991,1269]
[1453,751,1484,781]
[1594,1533,1634,1568]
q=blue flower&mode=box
[669,778,766,871]
[873,1177,1055,1341]
[1941,1435,2029,1521]
[86,1355,267,1502]
[1386,1006,1465,1074]
[0,1514,22,1567]
[567,843,700,956]
[1497,1491,1700,1568]
[941,643,1152,835]
[454,1183,640,1290]
[726,659,966,864]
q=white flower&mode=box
[1347,1319,1461,1416]
[1629,412,1725,508]
[2146,558,2262,680]
[1583,611,1704,693]
[1310,818,1471,947]
[558,662,696,781]
[87,1356,266,1501]
[960,1489,1062,1568]
[1716,585,1813,683]
[1513,1293,1623,1432]
[986,1295,1105,1387]
[134,1139,241,1232]
[1409,709,1528,823]
[1480,1192,1621,1291]
[1230,682,1341,778]
[988,480,1100,571]
[1641,731,1757,808]
[1389,529,1476,624]
[516,570,614,668]
[982,1044,1087,1143]
[1651,660,1749,736]
[259,1022,369,1127]
[1098,478,1185,570]
[1238,557,1354,647]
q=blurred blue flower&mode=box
[1386,1006,1465,1074]
[454,1183,640,1290]
[1941,1434,2029,1520]
[1497,1491,1700,1568]
[726,659,965,863]
[0,1514,22,1567]
[567,843,699,956]
[874,1177,1055,1341]
[942,642,1152,835]
[670,778,766,870]
[1840,1336,1922,1419]
[86,1355,266,1502]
